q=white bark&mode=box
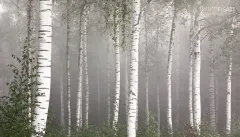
[226,53,232,135]
[112,7,121,130]
[188,13,194,128]
[127,0,140,136]
[157,84,160,137]
[32,0,52,136]
[66,0,71,135]
[76,11,83,129]
[226,19,235,136]
[60,63,65,127]
[83,9,89,128]
[166,1,176,134]
[193,20,201,134]
[209,42,216,131]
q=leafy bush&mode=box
[0,44,37,137]
[137,113,158,137]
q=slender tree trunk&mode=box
[209,41,216,131]
[127,0,140,136]
[32,0,52,136]
[215,79,219,131]
[226,53,232,135]
[166,0,176,134]
[193,16,201,135]
[107,43,111,126]
[83,8,89,128]
[17,0,22,51]
[60,63,65,127]
[175,37,179,128]
[76,10,83,130]
[188,13,194,128]
[157,84,160,137]
[27,0,33,123]
[112,7,121,131]
[97,65,100,125]
[144,12,149,127]
[125,51,129,123]
[66,0,71,136]
[27,0,36,126]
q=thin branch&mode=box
[10,0,19,8]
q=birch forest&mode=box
[1,0,240,137]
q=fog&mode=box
[0,0,240,136]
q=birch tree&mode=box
[125,51,129,122]
[83,8,89,128]
[60,63,65,127]
[127,0,140,136]
[175,35,179,128]
[215,79,219,130]
[112,5,121,130]
[157,83,160,137]
[226,49,232,136]
[166,0,176,134]
[107,42,111,126]
[97,52,100,125]
[144,11,149,127]
[188,11,194,128]
[17,0,22,50]
[193,1,201,133]
[209,37,216,131]
[32,0,52,136]
[27,0,34,123]
[76,8,83,130]
[66,0,71,135]
[226,18,235,136]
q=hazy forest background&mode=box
[0,0,240,137]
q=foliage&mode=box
[137,113,158,137]
[45,114,66,137]
[199,122,220,137]
[0,42,37,137]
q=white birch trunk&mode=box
[166,1,176,134]
[127,0,140,136]
[83,9,89,128]
[226,53,232,135]
[32,0,52,136]
[112,7,121,130]
[60,63,65,127]
[193,20,201,134]
[188,13,194,128]
[76,11,83,129]
[66,0,71,135]
[226,19,235,136]
[209,41,216,131]
[157,84,160,137]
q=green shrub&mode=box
[0,44,37,137]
